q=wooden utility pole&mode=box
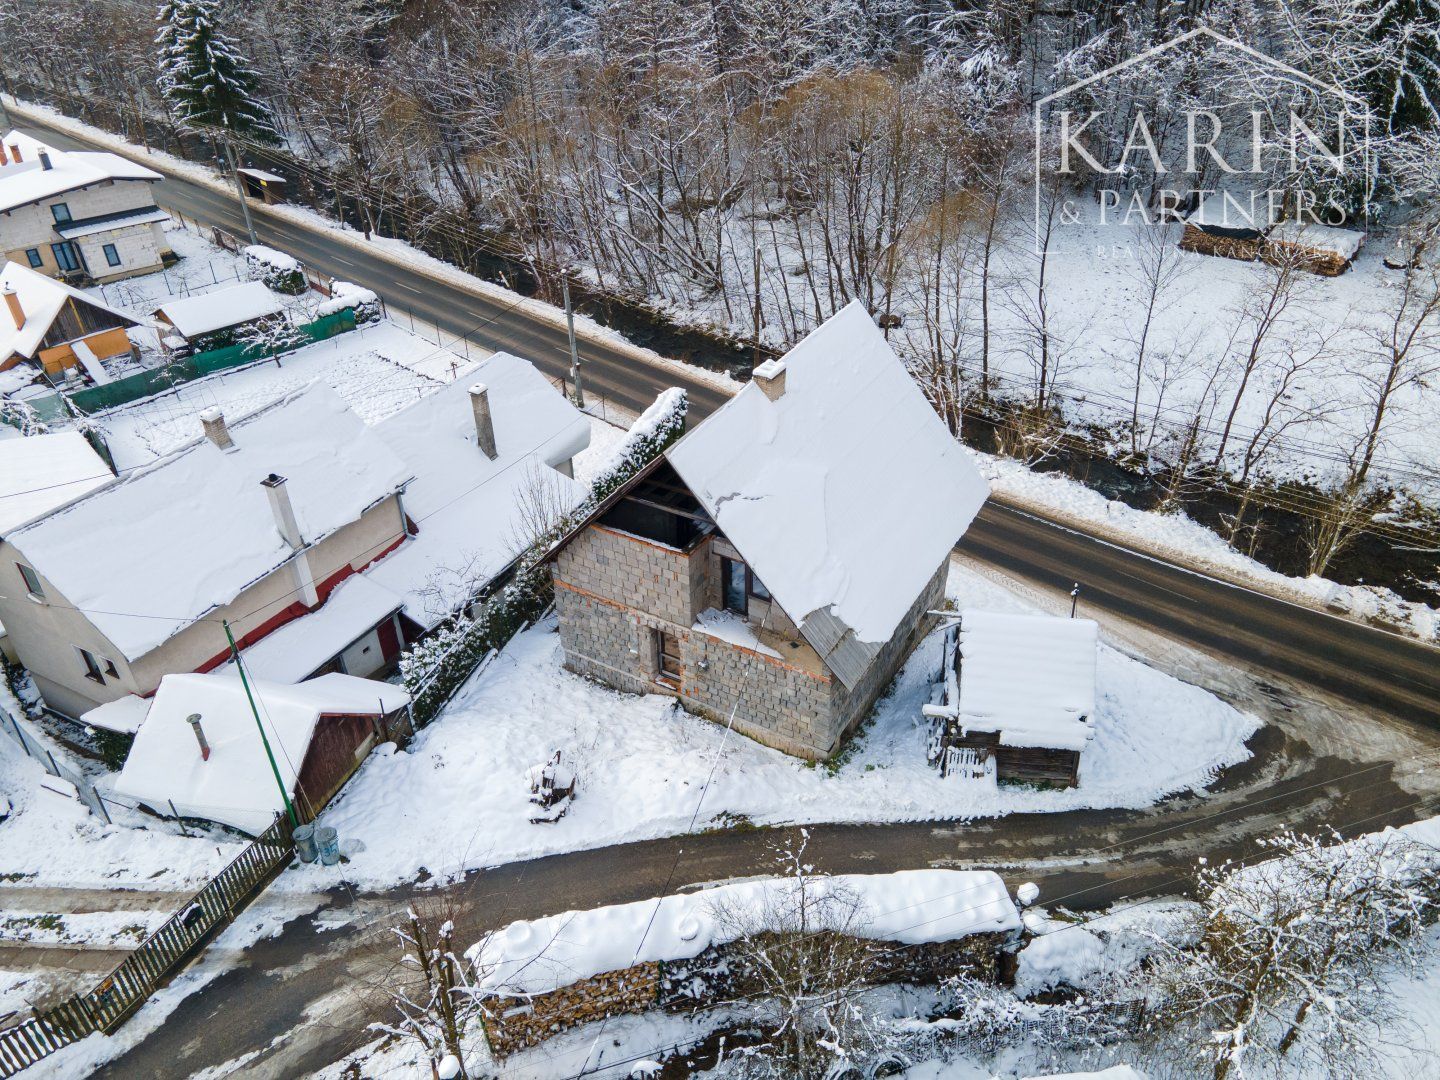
[562,276,585,408]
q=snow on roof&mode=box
[79,693,151,735]
[665,301,989,662]
[468,869,1019,997]
[955,611,1098,751]
[1021,1069,1146,1080]
[236,167,285,184]
[231,573,404,683]
[0,431,113,535]
[243,244,300,272]
[1186,191,1279,233]
[1267,219,1365,258]
[154,281,285,339]
[366,352,590,626]
[0,260,136,361]
[114,671,408,834]
[0,130,161,213]
[54,206,170,240]
[9,383,412,661]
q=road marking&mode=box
[394,281,425,295]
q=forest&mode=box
[2,0,1438,599]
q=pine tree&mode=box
[156,0,279,142]
[1353,0,1440,133]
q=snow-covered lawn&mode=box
[295,561,1258,891]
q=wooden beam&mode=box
[622,494,713,524]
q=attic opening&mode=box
[599,460,712,550]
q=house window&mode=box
[51,202,72,223]
[76,647,104,683]
[50,241,80,273]
[17,563,44,599]
[749,571,771,603]
[721,557,747,615]
[102,243,121,267]
[24,248,42,269]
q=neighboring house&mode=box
[152,280,286,353]
[925,611,1099,788]
[0,431,114,536]
[0,260,139,378]
[545,302,990,760]
[0,383,413,718]
[115,671,410,833]
[365,351,592,631]
[0,129,170,283]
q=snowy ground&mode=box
[287,560,1258,892]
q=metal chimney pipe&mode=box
[38,150,52,171]
[186,713,210,761]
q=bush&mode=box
[243,244,306,294]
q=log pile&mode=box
[1178,224,1262,261]
[482,960,660,1057]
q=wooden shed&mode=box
[924,610,1098,788]
[1179,192,1277,262]
[1263,220,1365,276]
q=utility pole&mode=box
[224,620,299,827]
[221,134,258,244]
[561,275,585,409]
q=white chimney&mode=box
[37,150,52,171]
[200,407,234,451]
[753,358,786,402]
[261,473,304,550]
[2,286,22,330]
[469,383,498,460]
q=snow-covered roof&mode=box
[1186,191,1279,233]
[236,167,285,184]
[0,260,136,361]
[955,611,1098,751]
[53,206,170,240]
[231,573,404,683]
[0,430,113,535]
[114,671,409,834]
[154,281,285,339]
[9,383,412,661]
[468,869,1019,997]
[0,130,162,214]
[366,352,590,626]
[665,301,989,682]
[243,244,300,272]
[79,693,151,735]
[1266,220,1365,258]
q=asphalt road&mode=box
[8,111,1440,1077]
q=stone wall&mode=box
[482,961,661,1057]
[826,558,948,750]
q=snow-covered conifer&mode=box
[156,0,279,141]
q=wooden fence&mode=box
[0,814,296,1077]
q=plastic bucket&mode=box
[293,823,318,864]
[316,825,340,866]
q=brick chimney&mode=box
[753,358,786,402]
[7,143,20,163]
[2,286,22,330]
[186,713,211,762]
[469,383,498,460]
[199,406,234,451]
[37,150,51,171]
[261,473,304,550]
[0,143,8,166]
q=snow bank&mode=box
[242,244,300,272]
[468,869,1019,997]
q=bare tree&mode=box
[1121,220,1197,456]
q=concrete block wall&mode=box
[552,582,653,696]
[554,525,696,627]
[826,558,948,750]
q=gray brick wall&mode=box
[555,525,696,627]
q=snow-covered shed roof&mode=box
[1266,220,1365,258]
[154,281,285,339]
[0,260,137,361]
[366,352,590,626]
[9,383,412,661]
[955,611,1098,751]
[114,671,409,834]
[0,431,113,535]
[0,130,162,214]
[665,301,989,685]
[231,573,404,683]
[468,869,1019,997]
[79,693,151,735]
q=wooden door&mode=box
[658,631,682,685]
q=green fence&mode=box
[65,309,357,415]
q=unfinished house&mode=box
[546,301,990,760]
[925,611,1099,788]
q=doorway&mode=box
[657,630,683,687]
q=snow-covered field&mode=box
[291,560,1258,891]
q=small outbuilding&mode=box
[1179,192,1278,261]
[152,280,286,352]
[925,610,1098,788]
[1263,220,1365,276]
[115,671,410,834]
[0,260,138,377]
